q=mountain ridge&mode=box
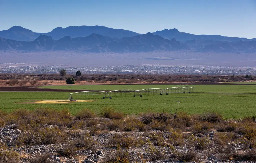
[0,33,187,52]
[0,26,256,53]
[0,25,253,42]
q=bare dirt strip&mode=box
[0,87,77,92]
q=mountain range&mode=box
[0,25,256,53]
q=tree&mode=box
[59,69,66,76]
[76,70,82,77]
[66,77,75,84]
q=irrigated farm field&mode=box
[1,84,256,119]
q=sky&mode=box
[0,0,256,38]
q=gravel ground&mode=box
[1,111,256,162]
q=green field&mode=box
[1,84,256,119]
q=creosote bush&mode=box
[75,109,95,120]
[30,154,53,163]
[233,150,256,161]
[6,108,72,128]
[108,133,144,148]
[177,151,197,162]
[101,108,124,119]
[199,112,223,123]
[104,149,130,163]
[0,150,20,163]
[17,126,66,146]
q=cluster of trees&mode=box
[59,69,81,84]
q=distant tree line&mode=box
[0,73,255,84]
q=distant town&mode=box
[1,63,256,75]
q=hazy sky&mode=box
[1,0,256,38]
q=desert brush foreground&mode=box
[1,108,256,162]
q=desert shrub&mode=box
[217,122,237,132]
[0,110,7,127]
[146,145,168,161]
[70,120,86,130]
[41,81,49,85]
[89,125,103,136]
[6,109,72,128]
[102,108,124,119]
[176,151,197,162]
[141,113,170,125]
[0,150,20,163]
[57,144,77,158]
[236,125,256,140]
[30,154,53,163]
[199,112,223,123]
[149,120,168,131]
[29,80,38,86]
[17,126,66,146]
[18,80,28,86]
[244,127,256,140]
[85,118,101,128]
[167,129,184,146]
[214,132,234,146]
[239,137,256,149]
[6,109,33,126]
[148,132,166,146]
[218,144,236,160]
[192,122,212,134]
[33,108,72,127]
[233,150,256,161]
[107,119,122,131]
[123,117,145,131]
[108,134,143,148]
[141,113,155,125]
[194,137,210,150]
[153,113,170,123]
[108,134,135,148]
[104,149,130,163]
[242,116,256,123]
[171,112,193,128]
[72,134,96,150]
[0,118,5,128]
[75,109,95,120]
[6,79,19,86]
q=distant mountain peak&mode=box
[171,28,179,31]
[7,26,36,34]
[153,28,247,42]
[46,25,139,40]
[0,26,40,41]
[146,32,153,35]
[160,28,180,33]
[52,27,63,31]
[8,26,28,31]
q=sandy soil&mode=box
[34,100,93,104]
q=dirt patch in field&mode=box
[34,100,93,104]
[0,87,80,92]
